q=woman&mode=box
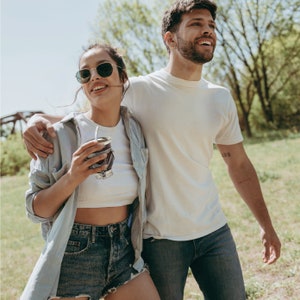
[21,44,160,300]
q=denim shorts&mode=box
[55,218,140,299]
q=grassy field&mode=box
[1,137,300,299]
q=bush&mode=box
[0,133,31,176]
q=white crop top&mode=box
[76,113,138,208]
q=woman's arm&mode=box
[32,140,110,218]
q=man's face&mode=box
[174,9,217,64]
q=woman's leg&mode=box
[105,271,160,300]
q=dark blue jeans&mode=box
[143,224,246,300]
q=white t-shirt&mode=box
[76,114,138,208]
[123,69,243,240]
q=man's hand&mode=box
[23,115,56,160]
[261,228,281,264]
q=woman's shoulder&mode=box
[50,113,79,137]
[41,113,78,151]
[120,106,140,128]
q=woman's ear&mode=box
[121,70,128,84]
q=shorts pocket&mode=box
[64,235,90,255]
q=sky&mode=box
[1,0,102,118]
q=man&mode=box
[24,1,281,299]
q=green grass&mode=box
[1,137,300,299]
[1,176,44,299]
[185,137,300,299]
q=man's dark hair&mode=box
[161,0,217,43]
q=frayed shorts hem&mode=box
[102,267,149,298]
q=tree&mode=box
[92,0,300,136]
[215,0,300,136]
[262,30,300,130]
[92,0,171,76]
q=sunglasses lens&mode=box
[76,69,91,84]
[97,63,113,78]
[76,63,114,84]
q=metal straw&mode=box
[94,125,99,140]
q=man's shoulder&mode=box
[202,78,230,92]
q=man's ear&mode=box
[164,31,177,49]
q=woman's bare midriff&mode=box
[75,205,129,226]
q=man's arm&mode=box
[217,142,281,264]
[23,114,63,160]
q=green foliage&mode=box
[215,0,300,136]
[245,280,265,299]
[0,125,13,138]
[263,29,300,130]
[0,133,31,176]
[91,0,300,136]
[92,0,171,76]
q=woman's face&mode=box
[79,47,123,110]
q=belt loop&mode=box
[91,226,96,243]
[108,224,118,237]
[108,225,113,237]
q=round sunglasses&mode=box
[76,62,118,84]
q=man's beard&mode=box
[176,36,214,64]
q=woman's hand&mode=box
[67,140,110,185]
[33,139,110,218]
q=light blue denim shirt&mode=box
[21,106,148,300]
